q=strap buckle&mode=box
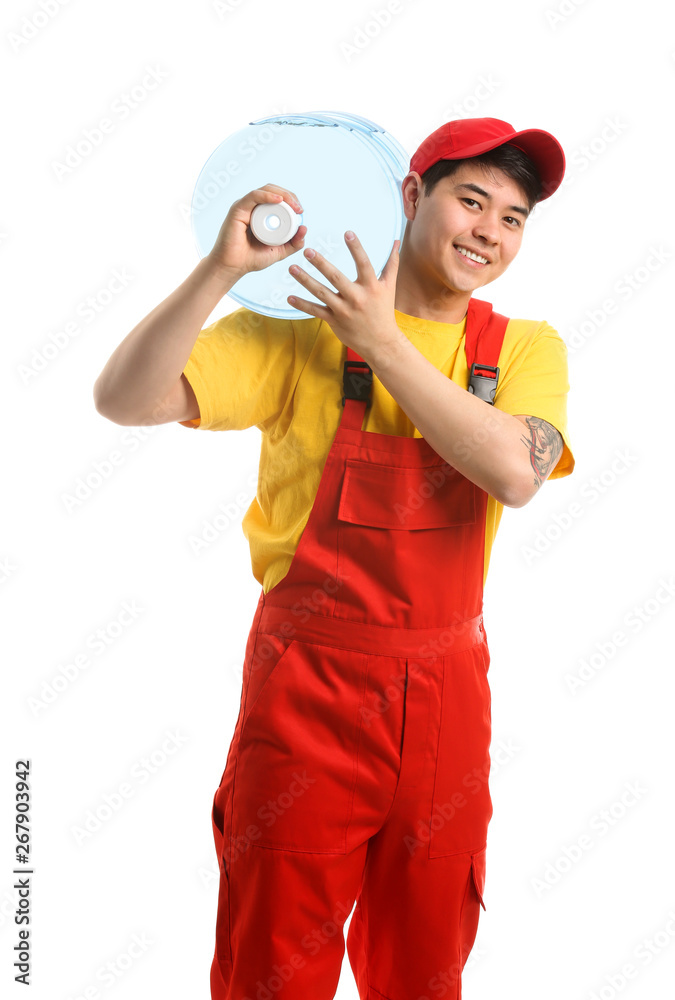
[468,363,500,405]
[342,360,373,407]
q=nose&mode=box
[472,211,500,246]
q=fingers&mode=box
[287,232,392,291]
[280,225,307,256]
[237,187,285,211]
[291,224,308,244]
[234,184,304,222]
[286,293,322,317]
[258,183,304,214]
[380,239,401,281]
[288,261,332,302]
[290,247,345,294]
[341,231,375,283]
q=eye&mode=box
[504,216,522,227]
[461,198,480,208]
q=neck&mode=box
[394,286,472,325]
[394,243,474,325]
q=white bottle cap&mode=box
[250,200,300,246]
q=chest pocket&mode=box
[337,458,476,530]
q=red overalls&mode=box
[211,297,508,1000]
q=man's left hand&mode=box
[287,232,403,364]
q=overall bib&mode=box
[211,298,508,1000]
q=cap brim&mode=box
[445,128,566,200]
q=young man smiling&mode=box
[94,117,574,1000]
[285,123,570,509]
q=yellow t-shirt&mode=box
[180,306,575,592]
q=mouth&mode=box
[453,244,490,267]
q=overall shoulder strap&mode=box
[464,297,510,404]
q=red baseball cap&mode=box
[409,117,566,200]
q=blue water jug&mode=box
[191,110,410,320]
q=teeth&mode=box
[456,245,488,264]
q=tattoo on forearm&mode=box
[519,417,563,489]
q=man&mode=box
[94,117,574,1000]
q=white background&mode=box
[2,0,674,998]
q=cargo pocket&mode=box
[336,458,477,621]
[214,856,232,963]
[212,779,233,966]
[459,847,487,967]
[470,846,487,911]
[338,457,476,529]
[240,632,297,735]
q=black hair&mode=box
[419,143,543,213]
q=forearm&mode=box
[93,255,238,424]
[362,330,533,508]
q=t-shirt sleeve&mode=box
[494,321,575,480]
[178,307,297,433]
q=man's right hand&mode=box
[206,183,307,282]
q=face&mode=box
[400,162,530,299]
